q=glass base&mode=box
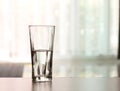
[33,76,52,82]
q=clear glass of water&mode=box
[29,25,55,82]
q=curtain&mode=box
[0,0,119,62]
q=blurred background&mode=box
[0,0,119,77]
[0,0,119,62]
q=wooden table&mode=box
[0,77,120,91]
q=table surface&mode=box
[0,77,120,91]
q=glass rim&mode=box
[29,25,55,28]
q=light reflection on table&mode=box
[0,77,120,91]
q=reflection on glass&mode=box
[32,82,52,91]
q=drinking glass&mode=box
[29,25,55,82]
